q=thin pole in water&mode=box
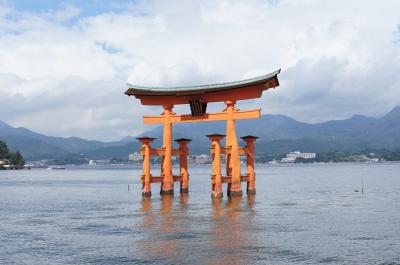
[361,178,364,195]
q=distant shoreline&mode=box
[11,161,398,171]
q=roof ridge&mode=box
[126,69,281,91]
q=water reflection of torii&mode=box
[137,196,256,264]
[125,70,281,197]
[137,195,192,261]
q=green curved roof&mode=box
[125,69,280,96]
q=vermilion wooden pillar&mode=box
[241,136,258,194]
[207,134,225,198]
[174,138,191,193]
[225,100,242,197]
[137,137,156,197]
[161,104,174,195]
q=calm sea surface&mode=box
[0,163,399,265]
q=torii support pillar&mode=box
[137,137,156,197]
[174,138,192,193]
[241,135,258,195]
[161,104,174,195]
[225,100,242,197]
[207,134,225,198]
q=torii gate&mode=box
[125,69,280,197]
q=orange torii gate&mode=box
[125,69,280,197]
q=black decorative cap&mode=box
[206,134,226,138]
[174,138,192,142]
[240,135,258,140]
[136,136,156,142]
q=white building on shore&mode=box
[281,151,316,163]
[0,159,10,168]
[128,152,142,162]
[195,154,210,164]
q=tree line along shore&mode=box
[0,141,25,169]
[1,138,400,168]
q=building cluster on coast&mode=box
[268,151,384,164]
[0,159,11,169]
[130,151,314,165]
[120,151,385,166]
[0,158,26,170]
[129,152,211,165]
[18,150,389,169]
[280,151,316,163]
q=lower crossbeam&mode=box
[141,175,183,183]
[210,175,250,184]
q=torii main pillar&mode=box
[160,104,174,195]
[225,100,242,196]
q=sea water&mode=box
[0,163,399,264]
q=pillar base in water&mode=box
[229,190,243,197]
[228,183,242,197]
[160,180,174,195]
[211,192,223,198]
[247,188,256,195]
[180,188,189,193]
[142,191,152,197]
[160,189,174,195]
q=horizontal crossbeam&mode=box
[143,109,261,124]
[143,148,179,156]
[141,175,183,183]
[210,175,250,184]
[217,147,248,155]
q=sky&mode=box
[0,0,399,141]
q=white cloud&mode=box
[0,0,399,140]
[52,4,81,22]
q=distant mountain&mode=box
[84,142,141,160]
[1,106,399,160]
[131,106,400,155]
[0,122,121,160]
